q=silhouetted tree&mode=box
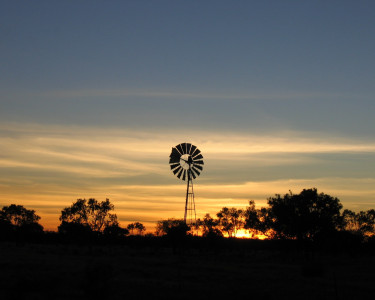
[59,198,121,233]
[134,222,146,235]
[216,208,233,236]
[194,217,222,240]
[243,201,275,238]
[103,224,129,237]
[267,188,343,240]
[57,221,92,238]
[127,222,146,235]
[194,218,202,233]
[244,200,263,237]
[0,219,15,239]
[155,218,190,238]
[0,204,43,238]
[127,223,135,234]
[0,204,41,226]
[217,207,244,237]
[343,209,375,237]
[244,200,260,229]
[200,213,223,237]
[18,222,44,235]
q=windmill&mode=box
[169,143,204,226]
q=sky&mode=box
[1,1,375,231]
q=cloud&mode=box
[1,123,375,186]
[1,122,375,230]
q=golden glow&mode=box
[1,122,375,231]
[232,229,268,240]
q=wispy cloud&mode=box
[1,122,375,230]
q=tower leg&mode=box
[184,177,189,223]
[184,170,196,229]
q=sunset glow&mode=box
[1,123,374,231]
[1,1,375,233]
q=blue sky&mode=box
[1,1,375,230]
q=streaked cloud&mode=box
[1,122,375,231]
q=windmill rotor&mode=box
[169,143,204,180]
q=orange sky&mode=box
[1,123,374,232]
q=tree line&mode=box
[157,188,375,242]
[1,188,375,243]
[0,199,145,241]
[194,188,375,241]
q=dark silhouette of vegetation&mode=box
[59,198,117,231]
[127,222,146,235]
[58,198,128,238]
[155,218,190,238]
[243,200,272,237]
[216,207,244,237]
[266,188,344,240]
[0,219,14,239]
[0,204,42,226]
[0,204,43,239]
[103,223,129,237]
[342,208,375,237]
[198,213,223,237]
[57,221,94,240]
[1,188,375,251]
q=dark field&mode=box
[1,239,374,300]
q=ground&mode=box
[0,240,374,300]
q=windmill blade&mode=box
[173,166,182,175]
[169,147,179,156]
[169,156,180,164]
[192,164,203,171]
[191,148,201,157]
[177,168,184,179]
[170,147,181,158]
[181,143,188,154]
[182,170,186,181]
[169,147,181,163]
[186,143,192,154]
[193,160,204,165]
[170,163,180,170]
[192,166,201,176]
[193,153,203,160]
[190,169,196,179]
[189,144,197,155]
[176,144,184,155]
[172,145,182,156]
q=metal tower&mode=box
[169,143,204,226]
[184,170,197,226]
